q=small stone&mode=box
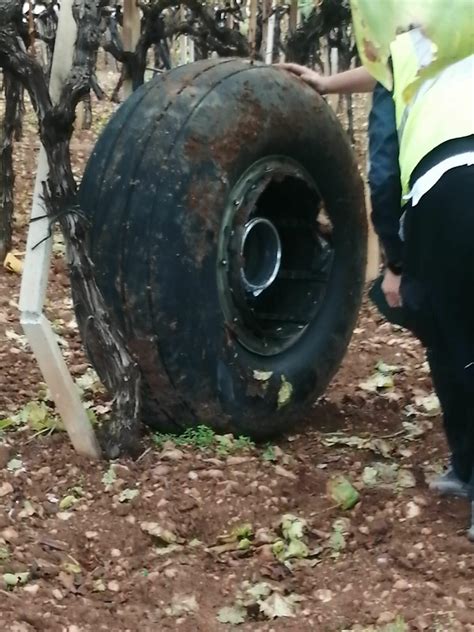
[274,465,297,481]
[0,444,12,469]
[415,616,429,630]
[52,589,64,600]
[23,584,40,595]
[107,580,120,592]
[405,501,421,519]
[115,503,131,517]
[226,456,252,466]
[1,527,19,542]
[0,481,14,497]
[10,624,35,632]
[111,549,121,558]
[204,469,224,480]
[393,578,410,591]
[111,464,130,478]
[160,449,184,462]
[413,495,428,507]
[151,465,171,478]
[57,512,73,521]
[257,545,274,562]
[188,471,198,481]
[202,458,223,467]
[164,568,177,579]
[36,466,51,477]
[377,611,395,625]
[43,502,58,516]
[315,589,333,603]
[85,531,98,540]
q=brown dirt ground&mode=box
[1,76,474,632]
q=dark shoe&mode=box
[429,467,470,498]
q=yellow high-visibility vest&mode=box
[350,0,474,93]
[391,36,474,195]
[350,0,474,195]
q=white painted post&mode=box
[248,0,258,57]
[265,2,275,64]
[188,36,195,64]
[19,0,100,459]
[180,37,188,65]
[179,6,188,66]
[123,0,141,98]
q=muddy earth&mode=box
[1,77,473,632]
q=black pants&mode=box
[401,165,474,484]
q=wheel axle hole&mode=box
[241,218,282,296]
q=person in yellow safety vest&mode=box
[350,1,474,538]
[280,1,474,536]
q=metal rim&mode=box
[240,217,282,296]
[217,156,334,357]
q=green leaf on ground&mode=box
[118,488,139,503]
[232,523,253,540]
[140,522,177,545]
[76,367,105,395]
[376,361,403,375]
[328,518,349,555]
[7,458,23,472]
[59,495,78,510]
[327,476,360,510]
[63,561,81,574]
[362,466,379,487]
[259,592,298,619]
[0,546,10,560]
[93,579,106,592]
[166,594,199,617]
[217,605,247,625]
[277,376,293,409]
[359,372,394,392]
[272,515,310,561]
[281,514,306,541]
[415,393,441,416]
[3,572,29,588]
[245,582,273,601]
[262,445,277,462]
[101,465,117,490]
[18,401,63,434]
[0,417,18,431]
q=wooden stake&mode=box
[248,0,258,57]
[261,0,273,60]
[19,0,101,459]
[123,0,141,97]
[289,0,298,33]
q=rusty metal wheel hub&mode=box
[217,156,334,357]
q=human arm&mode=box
[275,63,376,95]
